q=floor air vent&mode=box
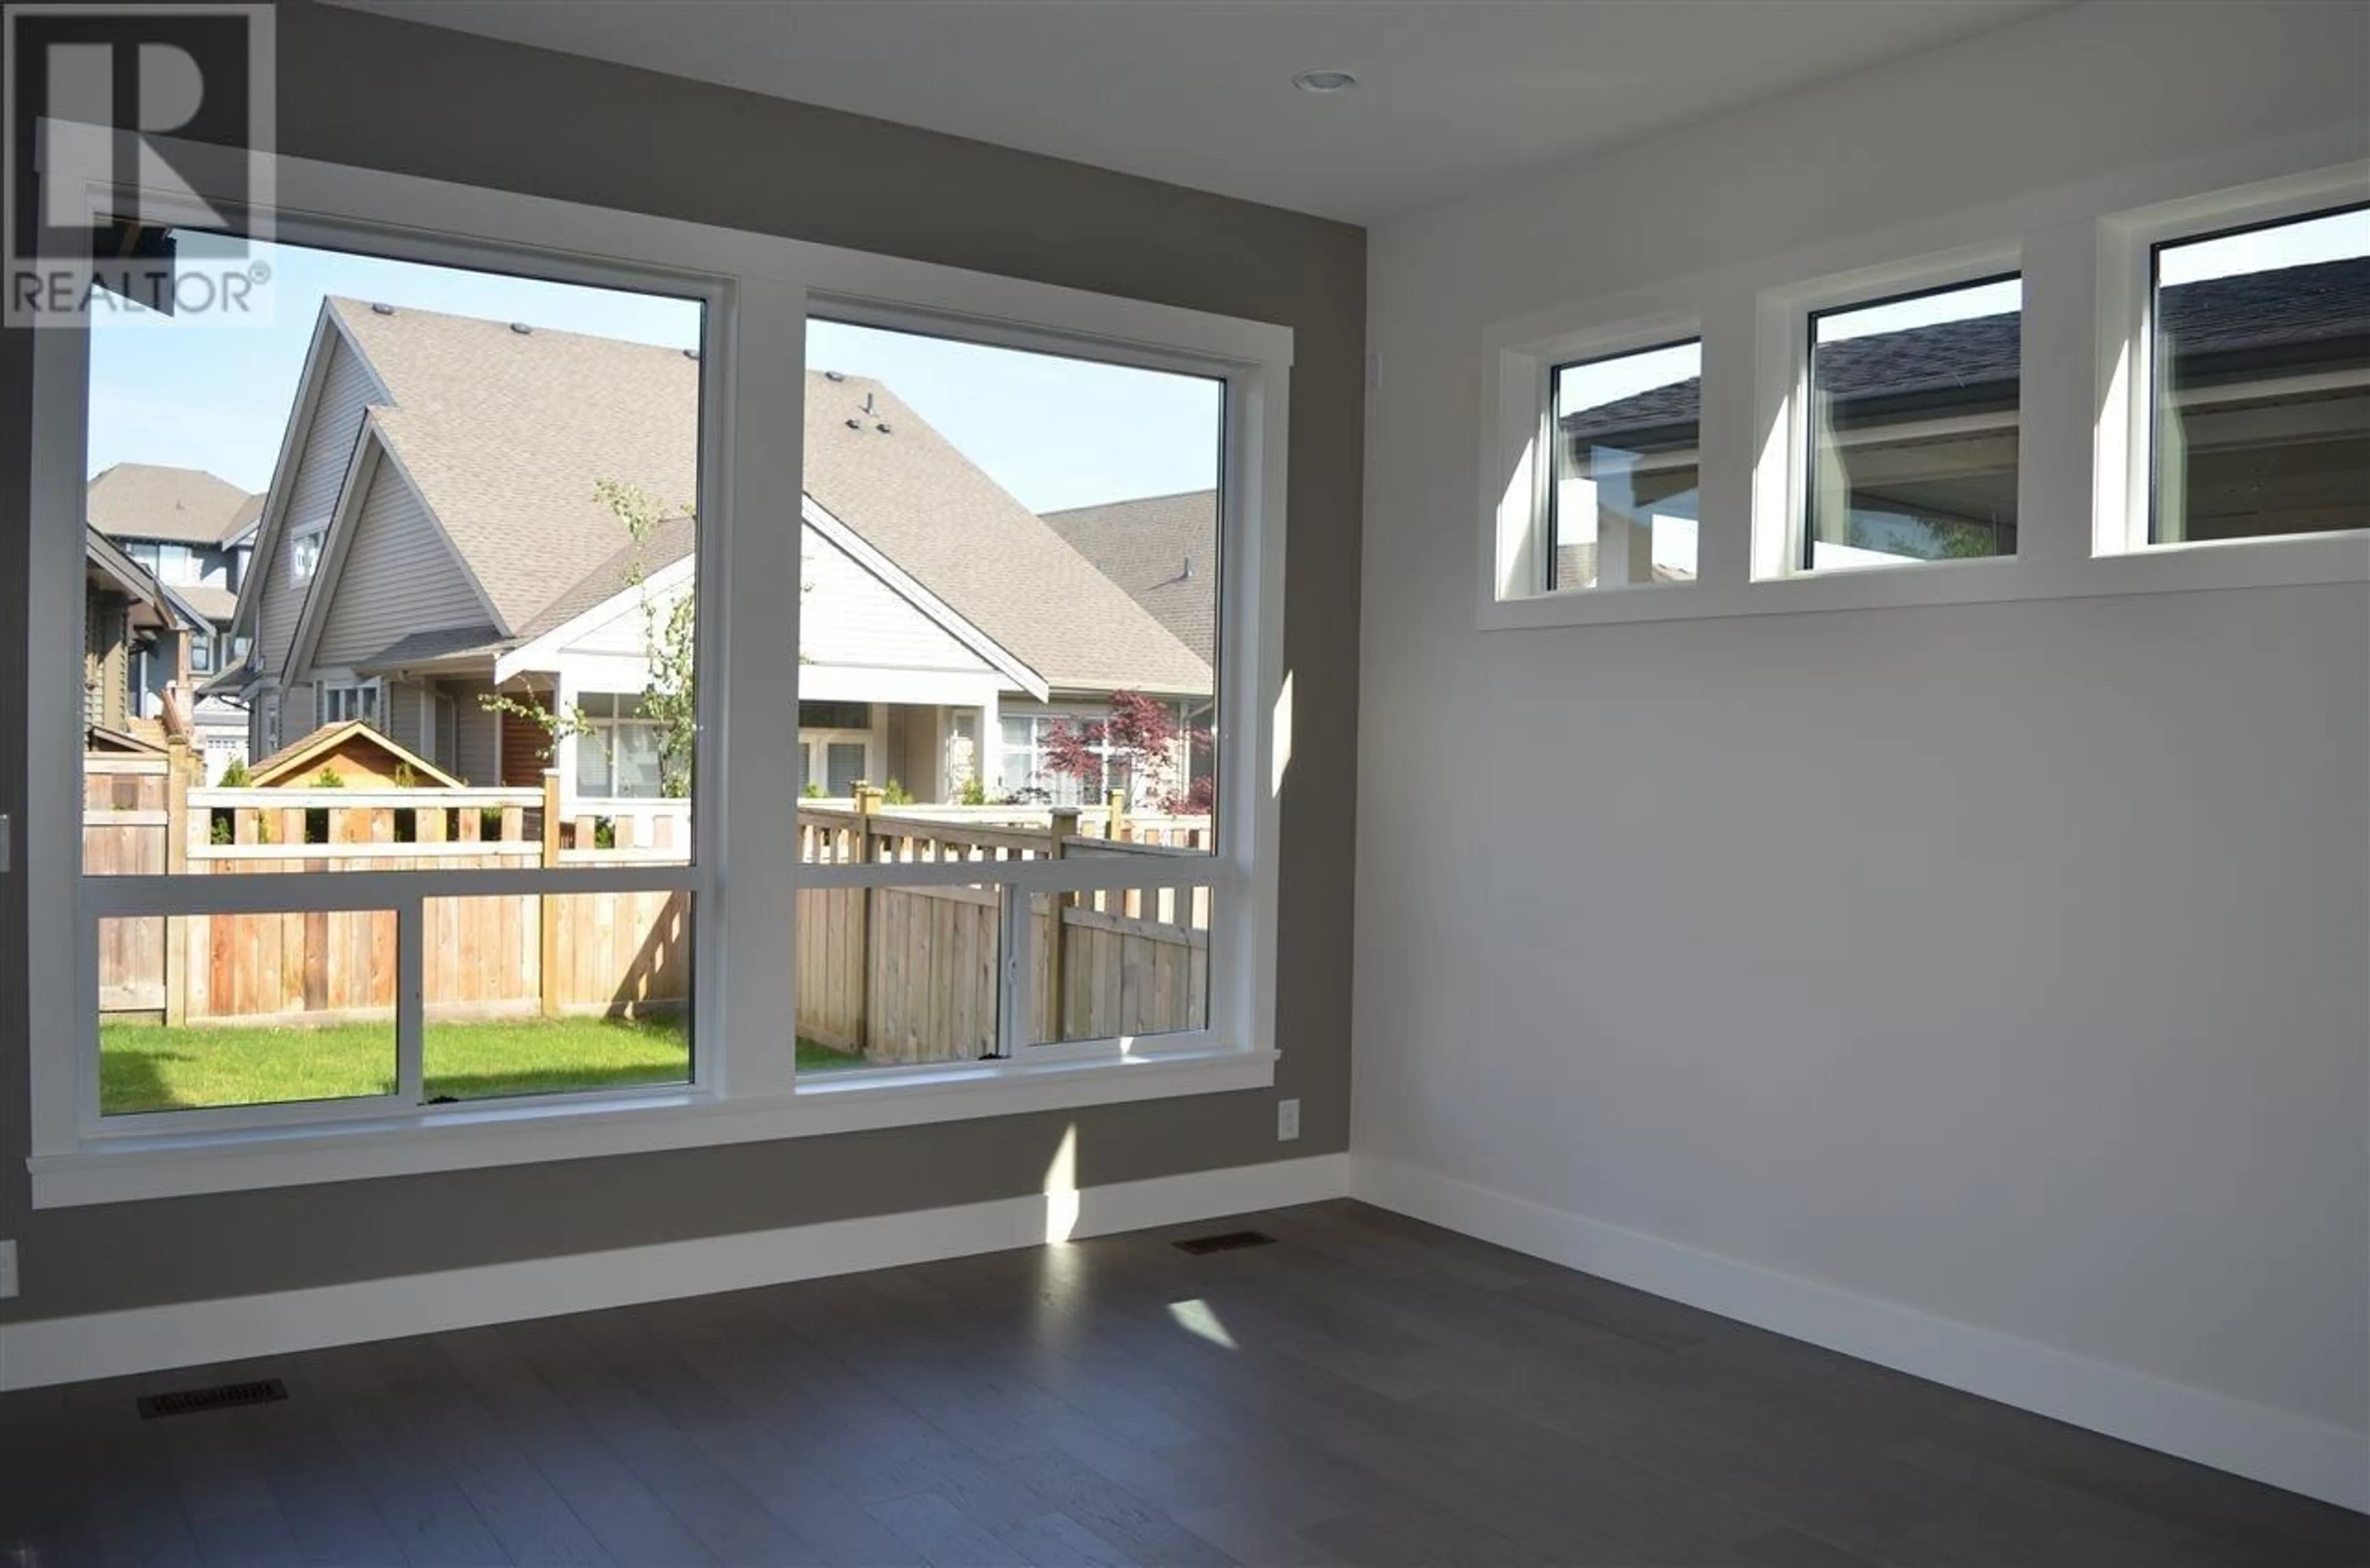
[1173,1229,1277,1255]
[136,1378,288,1419]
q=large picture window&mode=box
[26,139,1288,1203]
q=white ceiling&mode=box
[335,1,2064,223]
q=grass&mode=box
[99,1015,871,1114]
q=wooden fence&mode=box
[87,760,1209,1062]
[89,761,689,1026]
[793,792,1212,1063]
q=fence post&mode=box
[853,784,878,1055]
[539,770,563,1018]
[1047,807,1079,1043]
[163,752,190,1026]
[1107,787,1129,842]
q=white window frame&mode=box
[799,729,877,799]
[2097,166,2370,560]
[25,133,1288,1206]
[286,524,324,586]
[317,676,381,729]
[1475,133,2369,633]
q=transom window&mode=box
[2150,204,2369,545]
[1550,339,1702,591]
[1806,275,2023,571]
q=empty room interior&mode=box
[2,1,2367,1562]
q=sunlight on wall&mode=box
[1166,1298,1239,1350]
[1042,1122,1081,1243]
[1496,432,1538,597]
[1271,670,1294,799]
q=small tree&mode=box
[218,758,252,787]
[311,765,346,788]
[1041,692,1211,814]
[482,478,696,795]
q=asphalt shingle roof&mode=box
[86,463,259,544]
[1039,490,1218,668]
[326,298,1210,695]
[1561,256,2370,447]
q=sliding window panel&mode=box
[794,880,1002,1072]
[420,892,693,1101]
[96,910,398,1117]
[1027,876,1212,1048]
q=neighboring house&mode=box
[81,525,206,746]
[228,299,1213,808]
[241,720,462,789]
[1042,489,1217,666]
[89,463,260,781]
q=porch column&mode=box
[976,688,999,798]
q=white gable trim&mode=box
[229,307,388,640]
[284,423,507,682]
[800,495,1049,700]
[495,554,694,685]
[494,499,1052,701]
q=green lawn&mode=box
[99,1015,867,1114]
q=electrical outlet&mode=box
[0,1240,18,1300]
[1277,1098,1301,1142]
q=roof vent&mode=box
[369,302,394,315]
[681,347,699,360]
[863,392,876,415]
[824,370,846,382]
[845,418,863,430]
[509,321,533,335]
[875,422,892,434]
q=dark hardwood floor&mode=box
[2,1199,2362,1566]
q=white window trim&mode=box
[316,674,381,729]
[1476,127,2370,633]
[27,133,1290,1206]
[286,523,325,586]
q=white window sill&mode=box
[27,1045,1278,1208]
[1479,531,2369,632]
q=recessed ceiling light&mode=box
[1292,68,1358,94]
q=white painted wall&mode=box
[1355,0,2369,1501]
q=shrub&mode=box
[957,773,988,807]
[391,763,418,789]
[218,758,252,787]
[801,781,825,800]
[312,765,346,789]
[881,778,913,806]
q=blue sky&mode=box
[88,236,1222,513]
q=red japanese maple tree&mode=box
[1042,691,1213,815]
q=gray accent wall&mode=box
[0,0,1362,1321]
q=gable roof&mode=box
[309,297,1210,695]
[1041,490,1218,667]
[243,720,464,788]
[86,463,259,544]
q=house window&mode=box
[288,526,324,584]
[1550,339,1702,590]
[189,633,214,673]
[576,691,668,799]
[999,711,1134,807]
[1805,274,2022,570]
[319,679,380,728]
[2150,204,2369,544]
[27,147,1284,1201]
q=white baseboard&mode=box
[1349,1155,2368,1514]
[0,1152,1349,1392]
